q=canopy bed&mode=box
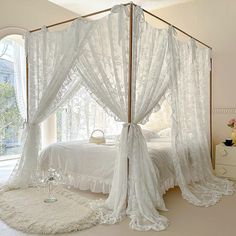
[1,2,234,232]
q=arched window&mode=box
[0,29,26,160]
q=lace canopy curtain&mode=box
[126,9,173,230]
[7,21,93,188]
[12,39,27,120]
[170,37,234,207]
[74,5,130,225]
[4,3,234,232]
[74,5,172,230]
[57,84,122,142]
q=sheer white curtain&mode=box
[74,5,130,224]
[6,21,92,189]
[125,9,173,231]
[12,39,27,121]
[75,5,173,231]
[57,87,122,142]
[170,36,234,207]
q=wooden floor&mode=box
[0,160,235,236]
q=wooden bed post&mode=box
[128,2,133,130]
[127,1,133,207]
[26,55,29,123]
[210,56,214,168]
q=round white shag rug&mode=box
[0,187,99,234]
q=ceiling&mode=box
[48,0,193,16]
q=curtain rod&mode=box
[141,8,212,50]
[30,3,130,33]
[29,2,212,49]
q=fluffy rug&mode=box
[0,187,99,234]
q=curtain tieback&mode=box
[25,123,40,134]
[26,122,38,128]
[123,122,140,128]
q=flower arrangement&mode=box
[227,118,236,128]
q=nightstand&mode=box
[215,143,236,180]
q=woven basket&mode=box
[89,129,106,144]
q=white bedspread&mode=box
[39,138,176,194]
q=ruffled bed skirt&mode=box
[64,173,112,194]
[52,171,178,196]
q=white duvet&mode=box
[39,137,176,195]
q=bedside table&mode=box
[215,143,236,180]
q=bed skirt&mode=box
[63,173,112,194]
[49,171,178,195]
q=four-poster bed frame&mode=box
[25,2,214,173]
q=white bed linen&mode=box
[39,137,175,194]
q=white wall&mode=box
[149,0,236,154]
[0,0,77,32]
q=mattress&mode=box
[39,137,176,195]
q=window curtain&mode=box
[12,39,27,121]
[6,21,92,189]
[170,35,234,207]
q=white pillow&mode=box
[142,129,160,140]
[158,128,171,137]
